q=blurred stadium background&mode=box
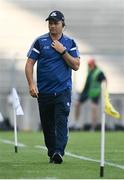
[0,0,124,131]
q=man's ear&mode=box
[62,22,65,27]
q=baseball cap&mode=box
[46,10,65,22]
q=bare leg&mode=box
[75,101,81,120]
[91,103,98,130]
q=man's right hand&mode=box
[29,83,38,98]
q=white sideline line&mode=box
[1,139,124,170]
[35,145,47,150]
[0,139,26,147]
[36,145,124,170]
[65,152,124,170]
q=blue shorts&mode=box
[90,96,100,104]
[80,94,100,105]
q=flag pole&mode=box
[100,82,106,177]
[12,88,24,153]
[13,103,18,153]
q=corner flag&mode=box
[104,88,121,119]
[12,88,24,116]
[100,83,121,177]
[12,88,24,153]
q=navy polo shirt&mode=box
[27,33,79,94]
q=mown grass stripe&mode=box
[1,138,124,170]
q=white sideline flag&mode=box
[12,88,24,116]
[0,112,4,122]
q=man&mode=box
[75,58,106,130]
[25,10,80,164]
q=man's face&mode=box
[48,19,63,35]
[89,64,95,71]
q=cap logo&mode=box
[50,12,57,17]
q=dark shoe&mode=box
[52,153,63,164]
[49,157,54,163]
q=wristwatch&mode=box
[61,49,67,56]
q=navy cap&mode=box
[46,10,65,21]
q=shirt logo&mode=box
[43,46,50,49]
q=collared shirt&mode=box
[27,33,80,94]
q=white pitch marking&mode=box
[35,145,47,150]
[1,139,124,170]
[36,145,124,170]
[0,139,26,147]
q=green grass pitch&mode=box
[0,131,124,179]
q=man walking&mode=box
[25,10,80,164]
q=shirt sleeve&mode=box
[68,39,80,58]
[97,72,106,82]
[27,38,40,61]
